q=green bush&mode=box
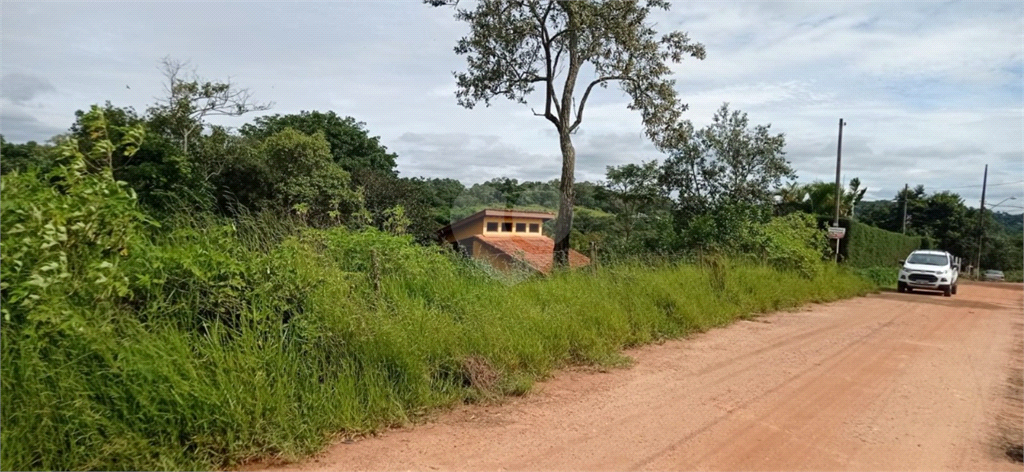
[1,210,875,471]
[1,108,878,471]
[854,266,898,289]
[748,213,829,278]
[819,217,923,268]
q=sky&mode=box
[2,1,1022,210]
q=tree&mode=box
[773,181,807,216]
[602,160,666,241]
[259,128,363,226]
[0,136,55,175]
[490,177,523,208]
[431,0,705,266]
[894,184,927,233]
[660,103,792,218]
[846,178,867,217]
[69,102,204,213]
[147,57,272,156]
[920,191,969,253]
[801,178,867,219]
[240,111,398,179]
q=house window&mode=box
[486,222,499,232]
[502,222,513,232]
[529,223,539,233]
[516,223,526,232]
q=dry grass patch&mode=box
[996,322,1023,463]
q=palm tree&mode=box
[773,181,808,216]
[803,179,867,218]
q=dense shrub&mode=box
[817,217,923,268]
[1,189,875,471]
[1,108,877,471]
[746,213,829,278]
[845,220,923,267]
[854,266,898,289]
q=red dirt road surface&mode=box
[270,281,1024,471]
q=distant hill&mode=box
[992,211,1024,234]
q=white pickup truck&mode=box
[897,250,959,297]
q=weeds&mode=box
[1,146,876,470]
[0,220,874,470]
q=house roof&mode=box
[470,234,590,274]
[437,208,556,240]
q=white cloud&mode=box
[0,0,1020,209]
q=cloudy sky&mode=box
[2,1,1022,209]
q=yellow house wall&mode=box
[449,219,485,243]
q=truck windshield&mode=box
[907,253,948,266]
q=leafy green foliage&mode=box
[259,128,363,226]
[661,103,793,218]
[70,102,206,213]
[834,219,923,268]
[854,266,898,289]
[240,111,398,178]
[794,178,867,218]
[446,0,705,141]
[854,185,1020,271]
[0,115,148,326]
[1,110,874,469]
[1,212,873,470]
[0,135,56,175]
[752,213,830,278]
[436,0,705,265]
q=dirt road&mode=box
[273,281,1023,471]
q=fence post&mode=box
[371,249,381,295]
[589,241,599,273]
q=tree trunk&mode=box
[552,2,580,269]
[553,129,576,267]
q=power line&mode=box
[943,180,1024,190]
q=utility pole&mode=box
[975,164,988,277]
[833,118,846,263]
[901,183,908,234]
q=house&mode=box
[437,209,590,274]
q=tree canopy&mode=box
[433,0,705,265]
[661,103,792,219]
[240,111,398,179]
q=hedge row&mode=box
[818,217,923,268]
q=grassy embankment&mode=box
[1,143,880,470]
[1,208,877,471]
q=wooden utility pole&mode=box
[975,165,988,276]
[833,118,846,263]
[901,183,908,234]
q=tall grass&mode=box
[853,266,898,289]
[1,214,875,470]
[0,113,877,470]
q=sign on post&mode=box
[827,226,846,239]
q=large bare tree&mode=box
[148,57,273,156]
[429,0,705,266]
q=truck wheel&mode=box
[952,284,958,295]
[943,285,952,297]
[897,282,906,293]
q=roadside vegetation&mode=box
[2,10,1019,467]
[1,121,873,469]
